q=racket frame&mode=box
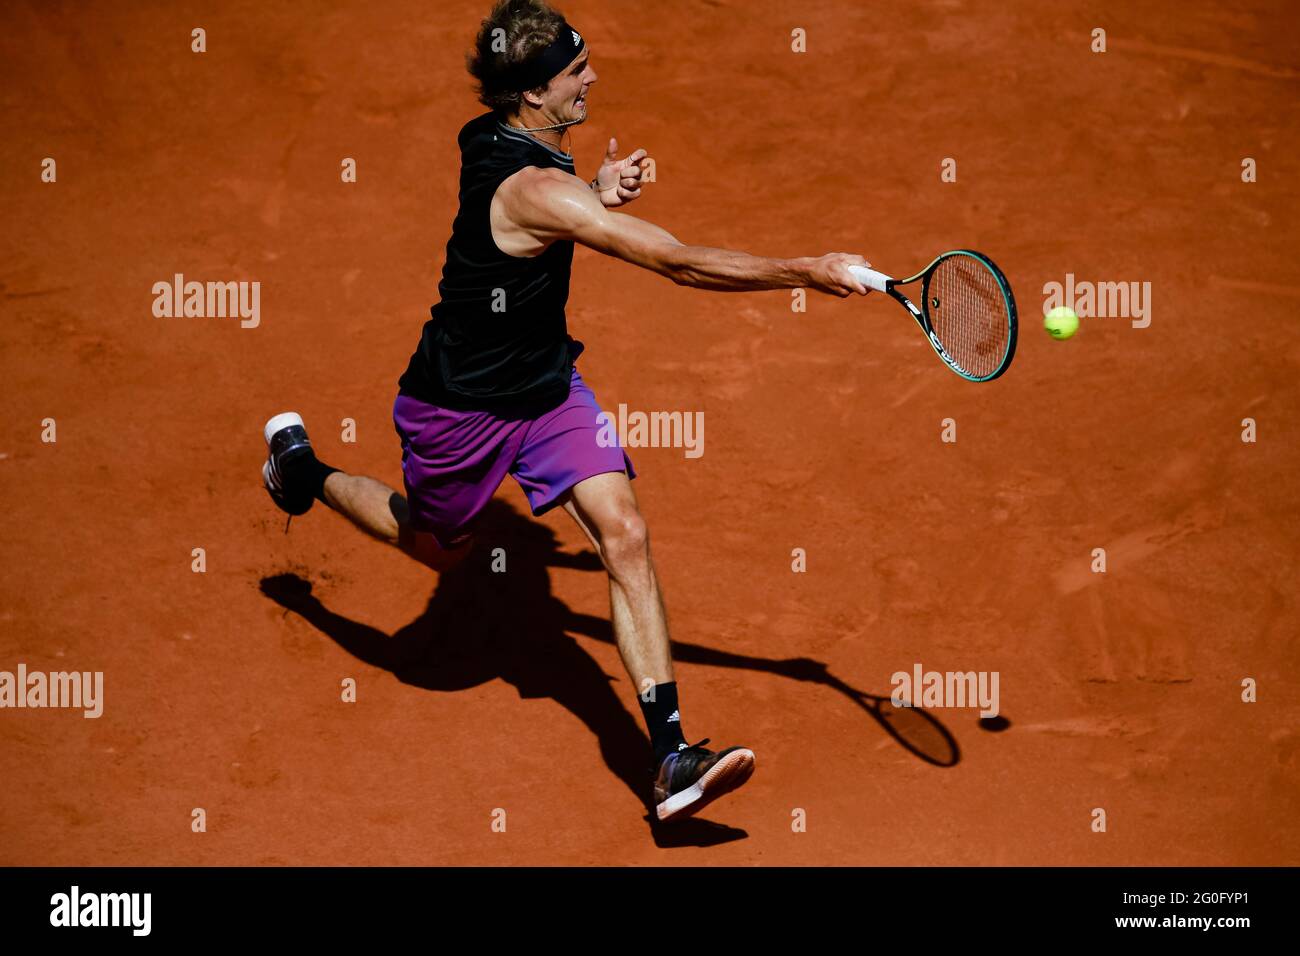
[856,249,1018,382]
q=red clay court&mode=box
[2,0,1298,865]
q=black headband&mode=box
[507,20,586,92]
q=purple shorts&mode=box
[392,366,635,548]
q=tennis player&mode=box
[261,0,870,822]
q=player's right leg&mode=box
[320,471,473,573]
[261,412,472,573]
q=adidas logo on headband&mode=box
[508,20,586,92]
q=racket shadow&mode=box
[845,681,960,768]
[781,660,960,768]
[638,645,962,768]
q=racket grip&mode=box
[847,265,892,292]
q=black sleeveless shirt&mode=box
[398,112,584,413]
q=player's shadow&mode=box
[260,499,744,848]
[260,499,960,848]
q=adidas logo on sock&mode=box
[666,710,680,722]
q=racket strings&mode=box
[927,257,1009,379]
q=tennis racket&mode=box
[848,249,1017,382]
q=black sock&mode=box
[292,453,340,503]
[639,681,687,764]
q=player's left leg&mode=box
[558,474,754,822]
[511,369,755,821]
[559,472,671,691]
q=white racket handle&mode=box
[847,265,892,292]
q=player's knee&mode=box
[599,509,649,571]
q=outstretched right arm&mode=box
[499,167,872,297]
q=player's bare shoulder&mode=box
[491,166,600,255]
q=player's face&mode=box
[543,49,596,123]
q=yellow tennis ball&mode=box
[1044,305,1079,340]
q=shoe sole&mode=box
[264,411,306,444]
[655,748,755,822]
